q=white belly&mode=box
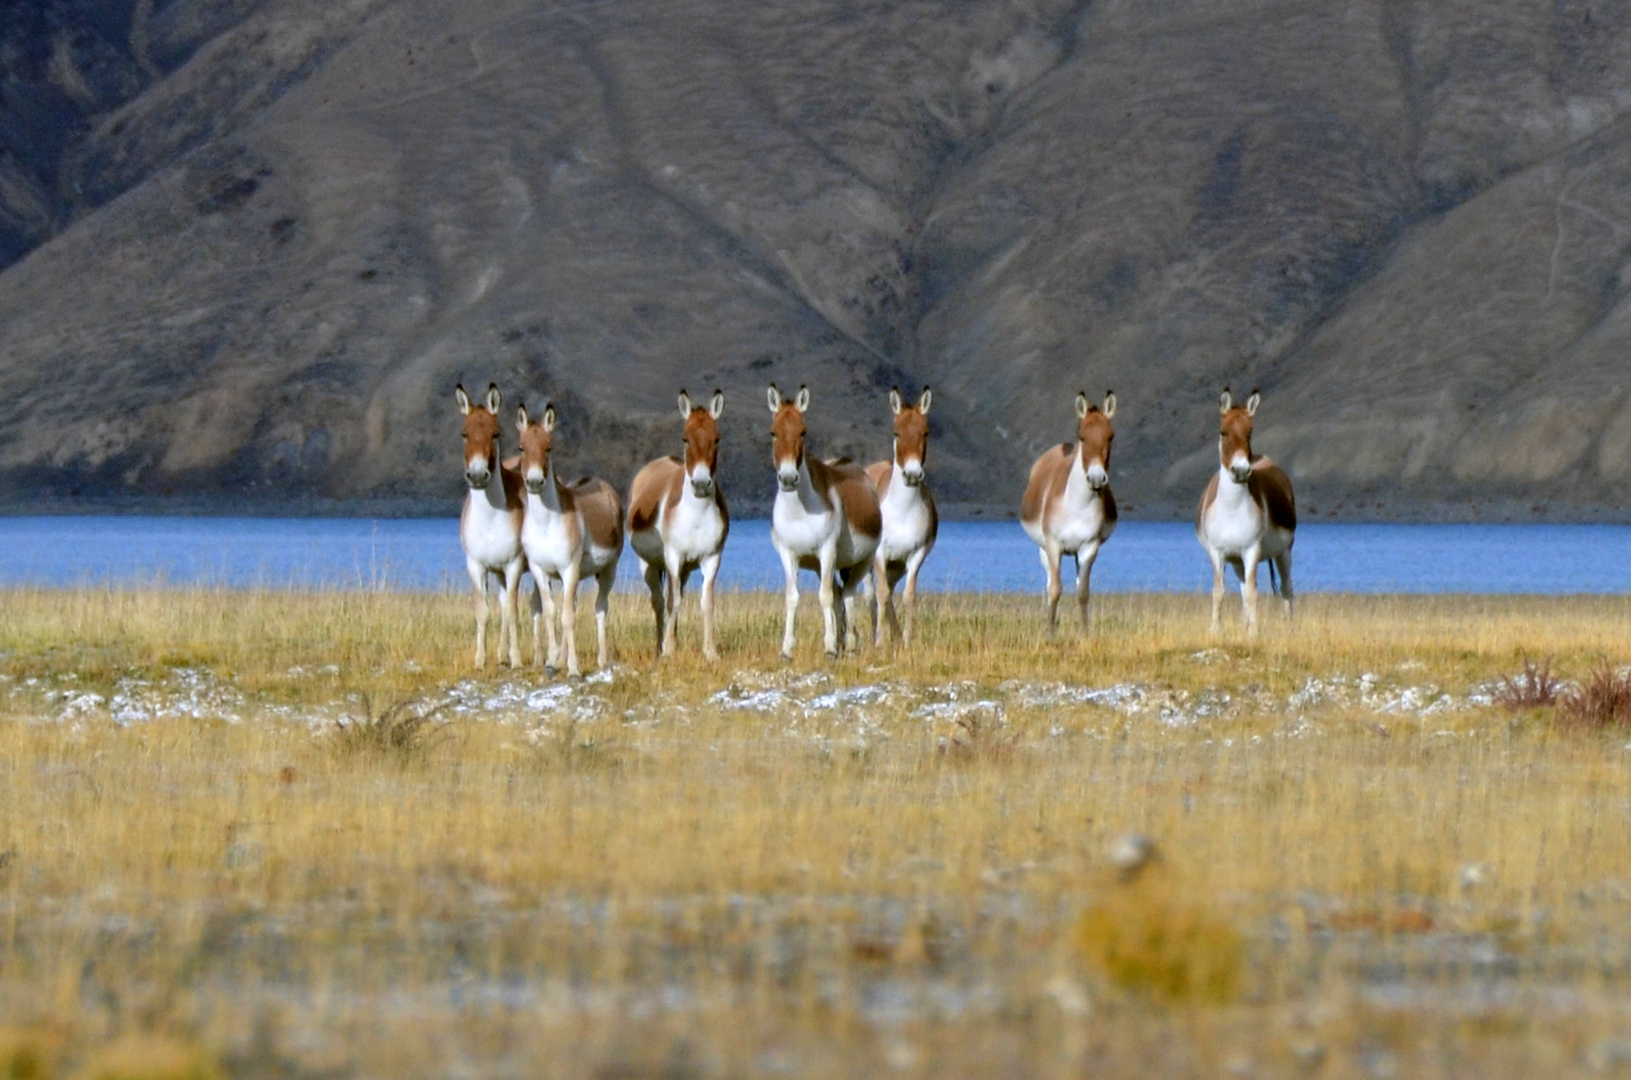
[1051,496,1110,555]
[463,503,520,570]
[772,494,837,557]
[877,490,931,562]
[521,512,579,577]
[1202,485,1265,557]
[664,495,727,566]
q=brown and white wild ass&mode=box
[1197,389,1295,636]
[627,390,730,661]
[516,403,625,677]
[1020,392,1119,634]
[455,383,525,668]
[865,387,938,648]
[768,385,882,660]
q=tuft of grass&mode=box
[70,1035,221,1080]
[0,1026,63,1080]
[1558,662,1631,732]
[1494,654,1560,710]
[1074,871,1245,1005]
[329,695,451,759]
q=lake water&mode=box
[1,516,1629,594]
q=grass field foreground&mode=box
[0,588,1630,1077]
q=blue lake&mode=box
[0,516,1628,594]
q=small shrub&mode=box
[1493,655,1560,710]
[71,1034,221,1080]
[330,695,451,759]
[1074,874,1244,1004]
[1558,662,1631,732]
[935,710,1017,765]
[0,1026,63,1080]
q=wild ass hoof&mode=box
[703,650,720,663]
[780,650,795,663]
[824,649,839,661]
[543,663,559,678]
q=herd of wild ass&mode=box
[455,383,1296,673]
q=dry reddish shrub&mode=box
[1558,663,1631,732]
[1494,655,1560,711]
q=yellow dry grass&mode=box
[0,588,1628,1078]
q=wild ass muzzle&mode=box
[1020,391,1119,635]
[455,382,525,668]
[1196,388,1296,637]
[865,386,938,648]
[767,384,882,660]
[516,403,625,677]
[628,390,730,661]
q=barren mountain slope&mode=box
[0,0,1627,517]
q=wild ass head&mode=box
[515,402,557,495]
[678,389,725,499]
[1217,388,1261,484]
[889,386,932,487]
[1074,390,1117,491]
[455,383,503,490]
[767,384,811,493]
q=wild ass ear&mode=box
[455,384,472,415]
[542,404,557,432]
[1102,391,1117,419]
[1245,389,1261,417]
[516,405,530,432]
[709,389,725,419]
[794,385,810,413]
[1219,388,1233,414]
[889,387,903,415]
[486,384,501,413]
[766,385,782,413]
[677,390,693,420]
[1075,392,1089,420]
[918,387,932,415]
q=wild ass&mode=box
[515,403,625,677]
[455,383,525,668]
[1020,392,1119,634]
[1197,388,1295,636]
[865,387,938,647]
[628,390,730,661]
[767,385,882,660]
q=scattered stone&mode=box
[1109,834,1157,879]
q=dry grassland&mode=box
[1,588,1630,1078]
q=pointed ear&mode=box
[486,384,501,413]
[709,390,725,419]
[766,384,782,413]
[542,404,557,432]
[1102,391,1117,419]
[1245,390,1261,417]
[455,384,472,415]
[889,387,903,415]
[795,386,810,413]
[918,387,932,415]
[1219,389,1233,414]
[516,405,530,432]
[1075,392,1089,420]
[677,390,693,420]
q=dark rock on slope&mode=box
[0,0,1628,519]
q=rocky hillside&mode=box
[1,0,1629,519]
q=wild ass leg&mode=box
[870,555,889,647]
[467,558,490,669]
[501,556,524,668]
[594,563,616,670]
[1075,539,1101,632]
[539,575,561,676]
[840,567,864,655]
[819,540,841,659]
[777,546,801,661]
[1275,550,1295,620]
[561,563,583,679]
[526,569,545,668]
[640,559,665,658]
[662,549,685,657]
[900,550,924,648]
[1040,541,1064,636]
[699,551,722,662]
[1240,543,1263,639]
[1207,547,1227,636]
